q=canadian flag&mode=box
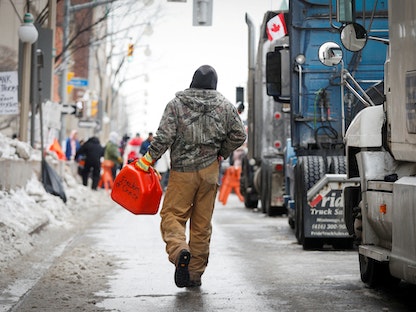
[266,13,287,41]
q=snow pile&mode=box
[0,133,41,161]
[0,133,113,270]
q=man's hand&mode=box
[135,152,154,172]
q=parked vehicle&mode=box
[242,11,290,216]
[243,0,388,250]
[343,0,416,286]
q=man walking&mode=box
[75,136,103,190]
[136,65,246,288]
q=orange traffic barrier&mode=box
[218,166,244,205]
[98,160,114,194]
[49,138,66,160]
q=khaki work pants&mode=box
[160,161,219,281]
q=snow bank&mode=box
[0,133,114,270]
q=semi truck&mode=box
[242,11,290,216]
[342,0,416,286]
[243,0,388,249]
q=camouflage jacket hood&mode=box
[149,88,246,172]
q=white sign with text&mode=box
[0,71,18,115]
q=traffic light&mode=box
[127,44,134,57]
[236,87,245,114]
[67,71,74,82]
[67,71,74,94]
[90,100,98,117]
[67,85,74,94]
[193,0,213,26]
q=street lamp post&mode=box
[18,12,38,142]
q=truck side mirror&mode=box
[318,42,343,66]
[340,23,368,52]
[266,47,290,102]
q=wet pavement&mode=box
[90,195,264,311]
[2,193,415,311]
[85,194,415,311]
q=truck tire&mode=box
[359,254,400,288]
[260,164,271,215]
[294,158,304,243]
[244,195,258,209]
[288,216,295,229]
[297,156,325,249]
[331,238,354,250]
[327,155,346,174]
[303,156,326,189]
[241,156,258,208]
[359,254,378,286]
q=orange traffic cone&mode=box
[218,166,244,205]
[98,160,114,194]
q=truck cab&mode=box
[342,1,416,287]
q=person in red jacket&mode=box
[123,133,143,165]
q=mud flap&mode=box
[304,174,359,239]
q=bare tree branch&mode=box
[55,10,110,63]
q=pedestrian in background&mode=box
[119,134,130,162]
[75,136,103,190]
[76,139,86,177]
[135,65,246,288]
[123,132,143,165]
[104,131,123,179]
[65,129,81,161]
[139,132,153,156]
[154,149,171,192]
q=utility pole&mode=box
[18,8,38,143]
[58,0,70,143]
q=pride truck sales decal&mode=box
[305,189,350,237]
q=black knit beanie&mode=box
[190,65,218,90]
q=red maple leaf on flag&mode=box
[266,13,287,41]
[272,23,281,33]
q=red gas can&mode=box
[111,162,163,215]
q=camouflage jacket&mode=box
[149,88,246,172]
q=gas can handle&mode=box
[148,166,159,191]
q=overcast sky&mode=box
[122,0,287,136]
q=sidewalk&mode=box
[0,162,115,274]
